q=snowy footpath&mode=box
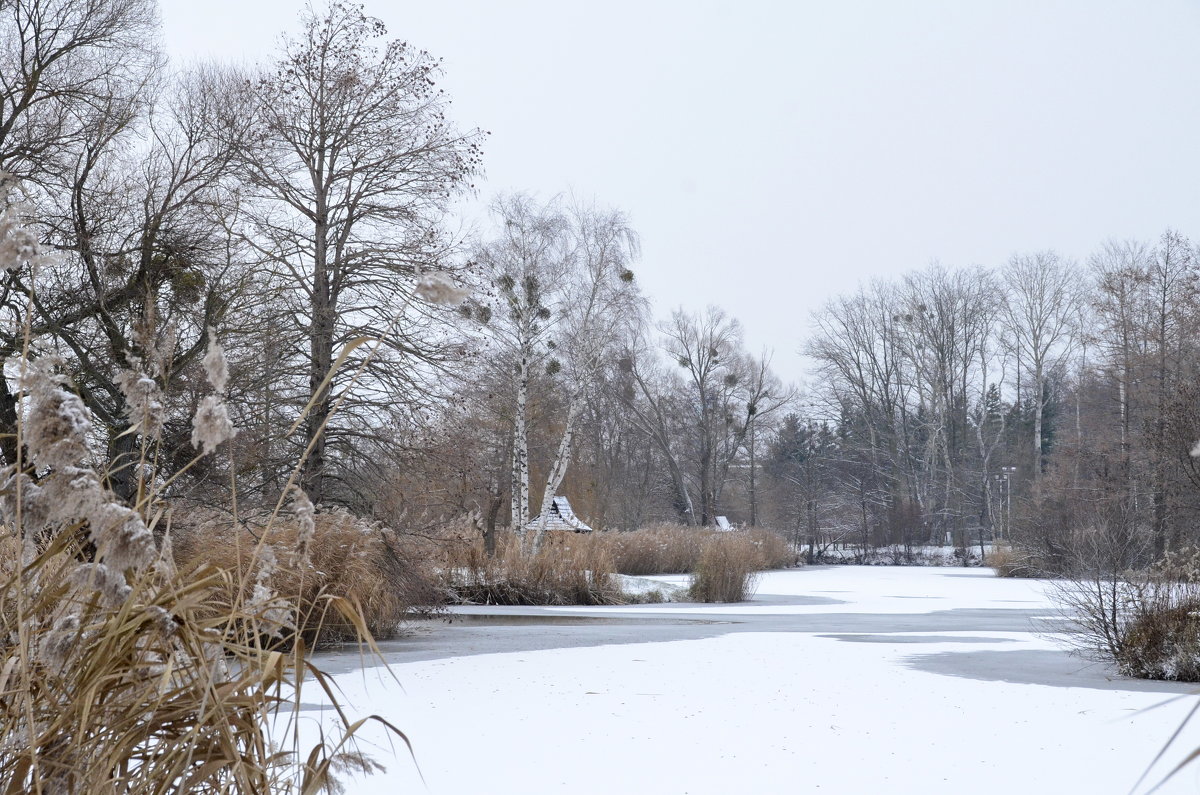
[300,567,1200,794]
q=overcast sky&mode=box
[160,0,1200,385]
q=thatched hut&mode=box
[524,496,594,534]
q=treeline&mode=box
[8,1,1195,576]
[0,0,793,542]
[799,237,1200,572]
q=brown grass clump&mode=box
[172,507,443,648]
[1115,602,1200,682]
[748,528,796,570]
[605,524,795,575]
[604,523,705,574]
[443,530,625,605]
[436,522,793,605]
[0,510,392,793]
[989,544,1039,578]
[689,533,763,602]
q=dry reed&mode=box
[688,534,764,602]
[0,202,400,792]
[443,530,624,606]
[171,508,443,648]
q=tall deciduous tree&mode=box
[528,202,640,553]
[1001,251,1081,485]
[472,194,570,531]
[0,0,161,469]
[243,2,483,504]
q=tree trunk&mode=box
[530,395,585,555]
[106,425,140,503]
[511,345,531,532]
[301,211,333,505]
[484,491,502,558]
[1032,363,1044,487]
[748,419,758,527]
[0,367,20,467]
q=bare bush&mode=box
[1049,520,1200,681]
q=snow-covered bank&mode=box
[300,567,1200,794]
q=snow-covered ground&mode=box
[299,566,1200,794]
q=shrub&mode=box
[689,534,762,602]
[1117,602,1200,681]
[1052,547,1200,682]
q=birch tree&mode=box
[528,203,640,553]
[472,195,570,531]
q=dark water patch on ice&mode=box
[906,648,1198,694]
[441,613,728,627]
[819,634,1015,645]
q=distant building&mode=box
[524,496,594,533]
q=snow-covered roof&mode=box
[524,496,594,533]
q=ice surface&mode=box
[297,566,1200,794]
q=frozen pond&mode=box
[303,566,1200,794]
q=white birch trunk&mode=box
[530,392,584,555]
[513,348,531,532]
[1032,362,1044,485]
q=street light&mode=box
[992,466,1017,541]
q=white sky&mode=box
[159,0,1200,385]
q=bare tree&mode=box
[528,202,641,553]
[1001,251,1082,485]
[0,0,160,468]
[656,306,767,526]
[621,335,699,525]
[0,0,160,178]
[472,194,570,531]
[241,3,484,504]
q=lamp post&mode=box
[992,466,1017,541]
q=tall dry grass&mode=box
[989,544,1040,578]
[171,508,443,648]
[603,524,795,575]
[443,529,624,605]
[439,523,794,606]
[0,195,403,792]
[688,534,764,602]
[0,526,392,793]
